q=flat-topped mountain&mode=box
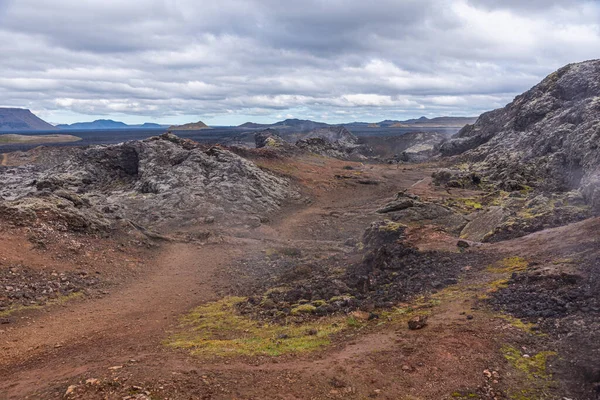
[0,108,56,131]
[168,121,211,130]
[58,119,128,130]
[441,59,600,210]
[57,120,168,130]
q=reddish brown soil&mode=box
[0,155,586,399]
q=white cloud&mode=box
[0,0,598,124]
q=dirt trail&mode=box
[1,153,7,166]
[0,242,236,396]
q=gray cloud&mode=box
[0,0,599,124]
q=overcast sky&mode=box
[1,0,599,125]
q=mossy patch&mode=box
[502,345,556,380]
[264,137,281,147]
[498,314,539,334]
[486,278,510,293]
[446,197,484,213]
[451,391,479,399]
[290,304,316,315]
[487,257,529,274]
[167,297,350,357]
[500,345,557,400]
[378,220,407,232]
[0,291,84,318]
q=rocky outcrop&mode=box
[377,192,468,234]
[440,60,600,211]
[460,206,510,242]
[254,129,297,153]
[295,126,370,160]
[0,133,296,233]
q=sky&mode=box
[1,0,599,126]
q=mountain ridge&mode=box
[0,108,57,131]
[57,119,168,130]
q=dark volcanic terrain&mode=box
[0,61,599,400]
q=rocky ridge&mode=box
[440,59,600,211]
[0,133,296,233]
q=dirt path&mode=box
[0,242,237,397]
[1,153,7,166]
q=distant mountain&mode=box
[239,119,330,132]
[239,122,270,129]
[0,108,57,131]
[57,119,128,130]
[389,116,477,128]
[168,121,211,130]
[345,116,477,129]
[136,123,166,129]
[57,120,168,130]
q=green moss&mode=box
[502,345,556,380]
[451,392,479,399]
[346,316,363,327]
[0,291,84,318]
[487,278,509,293]
[446,197,484,213]
[264,137,281,147]
[487,257,529,273]
[291,304,316,315]
[378,221,407,232]
[463,199,483,210]
[520,185,533,195]
[166,297,350,357]
[311,300,327,307]
[498,314,538,334]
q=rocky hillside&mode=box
[441,60,600,211]
[360,131,449,162]
[295,126,371,160]
[0,133,296,233]
[0,108,56,131]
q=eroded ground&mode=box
[0,152,597,399]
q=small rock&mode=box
[408,315,428,330]
[401,365,412,371]
[277,333,289,340]
[466,315,474,320]
[85,378,99,385]
[108,365,124,370]
[350,310,370,321]
[457,240,470,249]
[306,328,318,336]
[65,385,77,396]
